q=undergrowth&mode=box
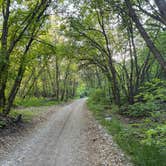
[87,87,166,166]
[0,97,61,128]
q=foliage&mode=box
[126,102,159,117]
[88,89,110,105]
[88,97,166,166]
[0,0,166,165]
[141,124,166,147]
[120,79,166,117]
[135,79,166,103]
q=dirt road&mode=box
[0,99,132,166]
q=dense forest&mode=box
[0,0,166,165]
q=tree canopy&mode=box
[0,0,165,114]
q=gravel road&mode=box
[0,99,132,166]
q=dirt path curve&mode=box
[0,99,132,166]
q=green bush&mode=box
[120,79,166,117]
[100,114,166,166]
[87,89,111,119]
[119,102,160,117]
[141,124,166,147]
[127,102,160,117]
[88,89,110,105]
[135,79,166,103]
[150,111,166,123]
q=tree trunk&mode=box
[154,0,166,21]
[23,66,44,98]
[0,0,51,109]
[125,0,166,75]
[3,36,34,115]
[61,61,71,101]
[55,56,60,101]
[20,69,35,97]
[3,65,25,115]
[0,0,10,108]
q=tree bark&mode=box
[97,9,120,105]
[3,36,34,115]
[61,61,71,101]
[0,0,10,107]
[154,0,166,22]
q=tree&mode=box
[124,0,166,75]
[0,0,52,114]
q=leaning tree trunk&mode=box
[125,0,166,75]
[0,0,10,108]
[3,35,34,115]
[3,65,25,115]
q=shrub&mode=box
[135,79,166,103]
[120,79,166,117]
[141,124,166,148]
[127,102,160,117]
[88,89,110,105]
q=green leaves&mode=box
[88,89,110,105]
[127,102,159,117]
[135,79,166,103]
[141,124,166,147]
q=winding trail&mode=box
[0,99,132,166]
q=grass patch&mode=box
[87,100,166,166]
[0,97,66,129]
[0,107,43,124]
[14,97,59,107]
[9,109,39,122]
[0,97,59,125]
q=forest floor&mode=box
[0,99,132,166]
